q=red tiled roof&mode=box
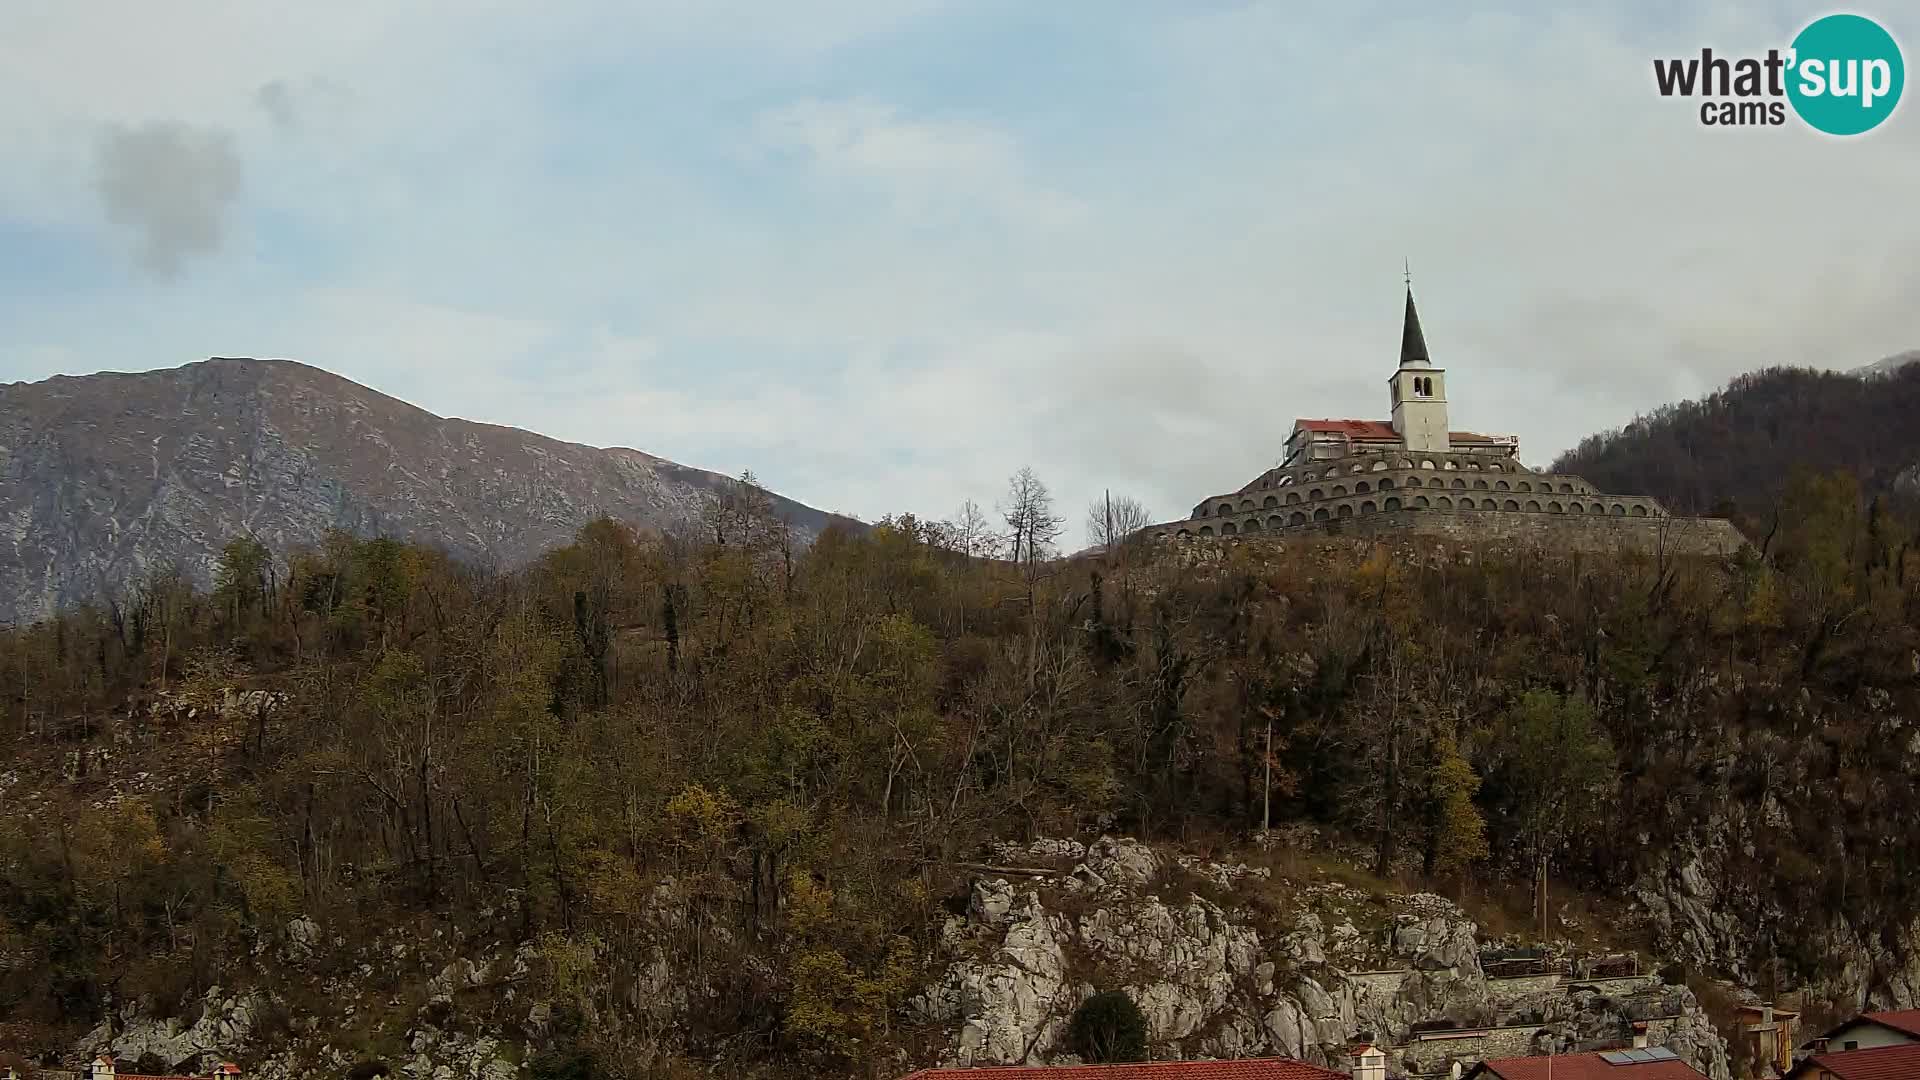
[117,1074,204,1080]
[1289,419,1510,444]
[1863,1009,1920,1037]
[1470,1051,1706,1080]
[1797,1042,1920,1079]
[1294,419,1399,439]
[899,1059,1345,1080]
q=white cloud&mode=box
[757,98,1085,226]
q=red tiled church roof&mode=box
[898,1059,1345,1080]
[1290,419,1508,444]
[1468,1051,1706,1080]
[1795,1042,1920,1079]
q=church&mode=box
[1148,289,1745,555]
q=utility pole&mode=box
[1262,711,1273,834]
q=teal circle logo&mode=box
[1786,14,1904,135]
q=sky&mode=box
[4,1,1918,544]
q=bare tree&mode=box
[939,499,1003,559]
[1086,492,1153,554]
[1000,467,1064,577]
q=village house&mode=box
[54,1057,244,1080]
[1733,1002,1800,1078]
[1783,1041,1920,1079]
[1801,1009,1920,1055]
[1461,1048,1708,1080]
[895,1053,1356,1080]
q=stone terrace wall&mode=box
[1333,508,1748,556]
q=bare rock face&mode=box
[918,836,1732,1079]
[0,358,858,624]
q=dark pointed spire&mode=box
[1399,285,1431,368]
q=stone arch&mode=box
[1451,478,1467,489]
[1222,521,1238,535]
[1525,500,1541,512]
[1332,485,1348,497]
[1474,479,1490,490]
[1548,501,1563,513]
[1483,499,1499,510]
[1379,477,1395,490]
[1361,500,1377,514]
[1349,464,1365,475]
[1488,463,1505,472]
[1559,483,1574,493]
[1407,476,1423,488]
[1443,460,1458,470]
[1468,462,1483,471]
[1310,489,1324,501]
[1610,503,1626,516]
[1312,508,1330,522]
[1243,517,1261,532]
[1268,515,1285,529]
[1337,503,1354,518]
[1176,529,1192,538]
[1413,495,1429,508]
[1217,502,1233,516]
[1630,504,1648,517]
[1496,480,1511,491]
[1285,491,1301,505]
[1290,512,1308,526]
[1356,480,1372,494]
[1199,525,1215,536]
[1503,499,1519,511]
[1437,496,1454,509]
[1420,459,1437,470]
[1277,475,1293,486]
[1263,495,1279,508]
[1370,460,1388,472]
[1241,499,1255,511]
[1518,481,1532,492]
[1384,496,1401,511]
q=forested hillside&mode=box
[1551,363,1920,519]
[1,469,1918,1076]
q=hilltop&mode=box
[0,358,858,625]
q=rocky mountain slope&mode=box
[0,358,857,625]
[65,835,1734,1080]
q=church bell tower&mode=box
[1388,286,1450,453]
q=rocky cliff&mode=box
[72,837,1733,1080]
[0,358,857,625]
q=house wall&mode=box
[1822,1021,1919,1052]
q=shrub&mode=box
[1069,990,1148,1063]
[529,1049,597,1080]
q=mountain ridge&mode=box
[0,356,858,625]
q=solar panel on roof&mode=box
[1598,1047,1679,1066]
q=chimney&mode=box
[92,1056,117,1080]
[1348,1042,1386,1080]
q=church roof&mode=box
[1400,287,1432,368]
[1291,418,1512,445]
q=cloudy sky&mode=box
[4,2,1918,541]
